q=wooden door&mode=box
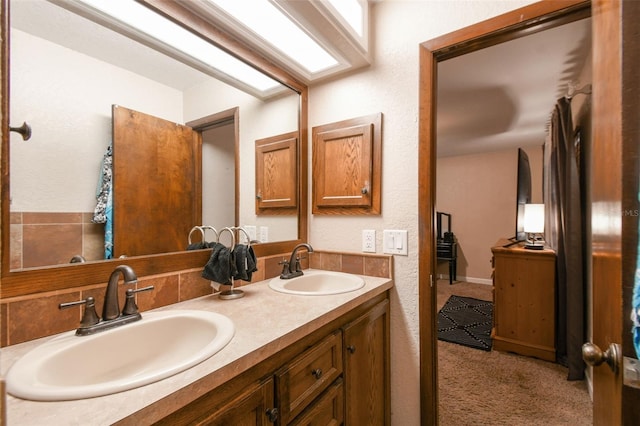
[588,0,639,423]
[112,105,201,258]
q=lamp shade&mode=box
[523,204,545,233]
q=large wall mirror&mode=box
[1,0,308,297]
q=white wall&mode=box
[10,29,183,212]
[308,1,537,424]
[202,124,235,233]
[436,146,543,282]
[184,79,299,243]
[11,27,299,242]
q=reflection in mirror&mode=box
[8,0,299,270]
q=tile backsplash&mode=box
[10,212,104,269]
[0,251,392,347]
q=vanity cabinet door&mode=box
[155,377,275,426]
[342,299,390,426]
[196,377,275,425]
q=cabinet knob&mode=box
[361,180,370,195]
[311,368,323,379]
[265,408,278,423]
[347,345,356,354]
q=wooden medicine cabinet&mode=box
[312,113,382,215]
[255,131,298,214]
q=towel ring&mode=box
[218,227,236,250]
[218,226,244,300]
[233,227,252,247]
[202,226,219,244]
[188,226,205,245]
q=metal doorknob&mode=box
[582,342,621,373]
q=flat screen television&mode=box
[514,148,532,241]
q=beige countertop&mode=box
[1,270,392,425]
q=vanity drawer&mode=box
[289,378,344,426]
[276,330,343,424]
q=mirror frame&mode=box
[0,0,308,298]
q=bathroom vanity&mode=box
[1,273,392,425]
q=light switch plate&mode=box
[383,230,408,255]
[362,229,376,253]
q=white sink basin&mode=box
[6,310,234,401]
[269,269,365,295]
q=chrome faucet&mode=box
[280,243,314,279]
[59,265,153,336]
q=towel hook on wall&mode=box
[9,121,32,141]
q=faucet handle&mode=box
[278,259,290,274]
[122,286,154,316]
[59,296,100,328]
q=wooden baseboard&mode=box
[492,335,556,362]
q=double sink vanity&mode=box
[2,269,392,425]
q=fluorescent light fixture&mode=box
[327,0,364,37]
[207,0,339,74]
[76,0,282,92]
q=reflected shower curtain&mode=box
[544,97,585,380]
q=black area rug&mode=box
[438,295,493,351]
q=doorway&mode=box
[187,107,240,235]
[417,1,595,424]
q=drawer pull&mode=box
[311,368,323,379]
[265,408,278,423]
[347,345,356,354]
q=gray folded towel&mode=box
[232,244,258,281]
[202,243,237,284]
[186,241,208,250]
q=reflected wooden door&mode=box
[112,105,201,258]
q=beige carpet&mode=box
[437,280,593,425]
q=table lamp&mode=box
[523,203,545,250]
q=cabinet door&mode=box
[312,113,382,215]
[255,131,298,213]
[343,300,390,426]
[156,377,276,426]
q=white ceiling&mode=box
[437,17,592,158]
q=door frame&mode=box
[187,107,240,231]
[417,1,592,423]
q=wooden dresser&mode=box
[491,240,556,361]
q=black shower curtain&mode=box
[544,97,585,380]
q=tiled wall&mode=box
[10,212,104,269]
[0,251,392,347]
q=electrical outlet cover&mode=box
[362,229,376,252]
